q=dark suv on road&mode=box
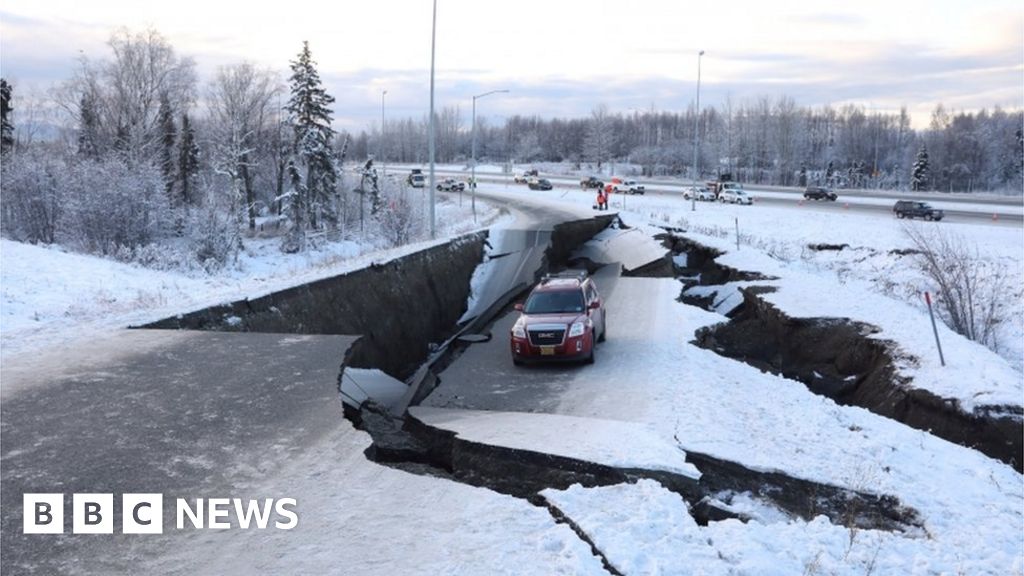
[804,186,838,201]
[528,178,554,191]
[510,271,606,365]
[893,200,944,221]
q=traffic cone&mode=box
[992,213,999,221]
[843,203,850,210]
[799,199,804,206]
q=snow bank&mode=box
[544,480,1023,576]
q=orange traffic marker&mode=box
[843,203,850,210]
[993,213,999,221]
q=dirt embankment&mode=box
[143,233,488,379]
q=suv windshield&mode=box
[524,290,585,314]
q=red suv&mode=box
[510,271,607,365]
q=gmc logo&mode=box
[538,332,555,339]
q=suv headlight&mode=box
[513,322,526,339]
[568,321,586,338]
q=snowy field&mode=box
[2,178,1022,574]
[0,194,507,357]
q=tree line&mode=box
[355,99,1022,194]
[1,29,423,268]
[1,28,1021,271]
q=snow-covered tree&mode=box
[77,92,101,159]
[157,92,176,197]
[208,62,281,230]
[583,104,613,169]
[59,29,196,165]
[282,41,337,252]
[178,113,199,205]
[1,79,13,155]
[912,145,929,191]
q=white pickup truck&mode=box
[612,179,645,195]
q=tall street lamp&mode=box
[471,89,509,221]
[428,0,438,238]
[380,89,387,181]
[691,50,705,212]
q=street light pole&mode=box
[380,89,387,181]
[471,89,509,221]
[691,50,704,212]
[428,0,438,238]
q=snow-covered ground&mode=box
[547,274,1022,575]
[0,194,507,357]
[2,179,1022,575]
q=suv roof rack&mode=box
[541,269,588,284]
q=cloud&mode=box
[789,12,868,27]
[320,42,1022,132]
[2,3,1019,133]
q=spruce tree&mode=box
[78,93,101,159]
[282,41,337,252]
[178,113,199,205]
[158,92,177,198]
[1,79,13,155]
[912,145,930,191]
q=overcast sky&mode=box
[1,0,1021,131]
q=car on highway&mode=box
[893,200,944,221]
[510,271,606,365]
[514,169,539,183]
[612,179,645,195]
[804,186,838,201]
[683,186,715,201]
[436,178,466,192]
[528,178,554,191]
[407,169,426,188]
[580,176,603,189]
[720,188,753,205]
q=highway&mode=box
[385,165,1024,226]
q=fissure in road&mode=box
[668,233,1022,471]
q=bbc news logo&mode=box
[24,494,298,534]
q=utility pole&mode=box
[471,89,509,221]
[380,89,387,182]
[428,0,438,238]
[691,50,705,212]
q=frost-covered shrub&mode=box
[0,151,64,244]
[378,190,418,247]
[189,205,239,272]
[59,159,172,254]
[904,224,1009,349]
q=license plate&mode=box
[540,346,555,356]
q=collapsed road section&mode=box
[140,211,933,564]
[347,221,922,546]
